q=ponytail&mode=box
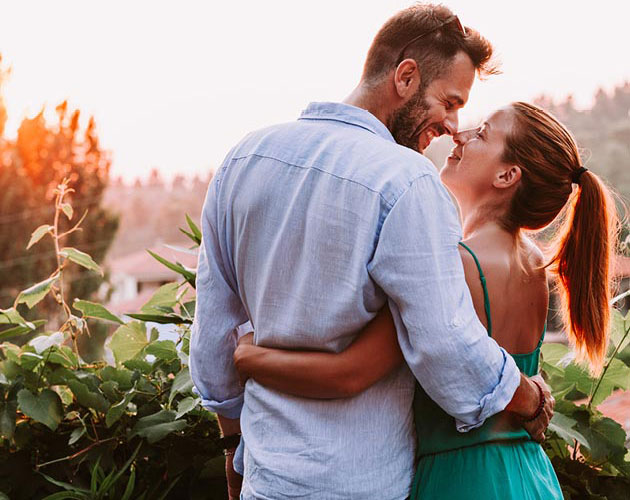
[549,171,618,374]
[501,102,619,375]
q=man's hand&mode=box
[521,375,555,442]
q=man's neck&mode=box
[343,84,394,131]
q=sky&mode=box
[0,1,628,182]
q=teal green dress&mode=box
[409,242,563,499]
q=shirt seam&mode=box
[298,115,387,139]
[230,152,432,210]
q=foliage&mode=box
[534,82,630,202]
[0,57,118,335]
[0,184,226,499]
[541,292,630,499]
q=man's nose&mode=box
[443,111,459,137]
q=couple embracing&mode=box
[190,4,617,499]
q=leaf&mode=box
[60,247,103,276]
[47,346,79,368]
[60,202,73,220]
[121,467,136,500]
[580,416,628,462]
[100,442,141,495]
[73,299,124,324]
[163,243,198,256]
[19,351,44,370]
[548,412,591,448]
[15,275,58,309]
[0,399,17,439]
[122,359,153,374]
[175,396,200,419]
[186,214,202,242]
[141,283,179,313]
[0,307,34,327]
[27,224,53,250]
[125,312,191,325]
[169,366,193,404]
[68,426,86,445]
[17,389,63,431]
[145,340,178,361]
[589,358,630,407]
[0,319,46,341]
[67,380,109,413]
[40,472,90,494]
[147,250,196,287]
[30,331,64,354]
[100,366,135,390]
[52,385,74,406]
[108,322,148,364]
[541,343,570,377]
[610,308,630,355]
[106,389,136,428]
[131,410,187,444]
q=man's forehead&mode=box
[433,52,476,103]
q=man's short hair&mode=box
[362,3,499,87]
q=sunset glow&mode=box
[0,1,628,181]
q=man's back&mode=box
[192,102,435,499]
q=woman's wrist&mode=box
[234,343,263,377]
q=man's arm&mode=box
[367,172,548,433]
[189,169,248,497]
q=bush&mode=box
[0,181,226,499]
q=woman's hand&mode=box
[234,333,256,386]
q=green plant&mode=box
[0,181,226,499]
[541,291,630,499]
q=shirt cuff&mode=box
[455,348,521,432]
[195,388,244,419]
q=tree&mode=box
[0,59,118,325]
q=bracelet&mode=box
[523,380,546,423]
[218,433,242,450]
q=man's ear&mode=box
[393,59,420,99]
[494,165,522,189]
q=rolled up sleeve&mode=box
[189,170,248,419]
[367,173,520,430]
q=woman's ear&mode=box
[494,165,521,189]
[393,59,420,99]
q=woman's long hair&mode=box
[500,102,618,374]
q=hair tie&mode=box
[572,166,588,184]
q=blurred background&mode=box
[0,1,628,353]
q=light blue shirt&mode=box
[190,102,521,499]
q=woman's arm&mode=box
[233,307,403,399]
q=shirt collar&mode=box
[299,102,395,143]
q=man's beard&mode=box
[390,89,430,153]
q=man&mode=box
[190,4,553,499]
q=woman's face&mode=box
[439,107,516,206]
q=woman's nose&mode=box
[453,128,475,145]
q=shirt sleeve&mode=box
[189,168,249,419]
[367,173,521,431]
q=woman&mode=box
[234,102,618,499]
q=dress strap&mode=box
[536,322,547,350]
[458,242,492,337]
